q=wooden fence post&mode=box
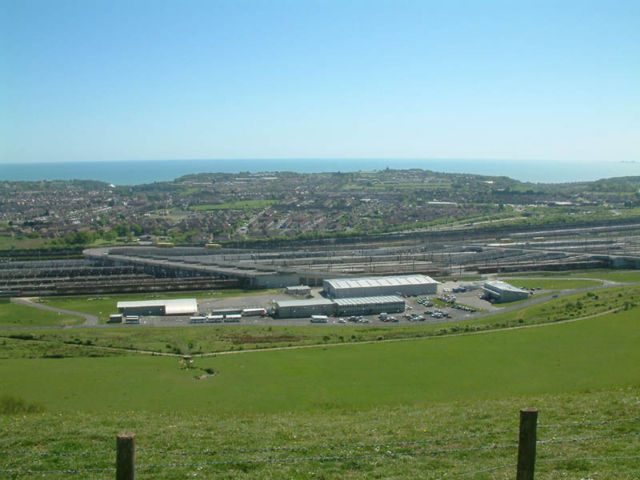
[516,408,538,480]
[116,433,135,480]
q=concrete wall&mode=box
[335,300,405,316]
[118,305,165,316]
[275,302,336,318]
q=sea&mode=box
[0,159,638,186]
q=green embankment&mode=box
[1,301,638,478]
[498,278,601,290]
[570,270,640,282]
[503,269,640,283]
[1,310,637,414]
[0,302,82,328]
[1,386,637,480]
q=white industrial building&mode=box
[323,274,438,299]
[117,298,198,316]
[482,281,530,303]
[334,295,405,316]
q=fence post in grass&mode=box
[116,433,135,480]
[516,408,538,480]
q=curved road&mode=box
[10,297,99,326]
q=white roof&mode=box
[484,281,529,294]
[276,298,334,308]
[326,274,437,290]
[333,295,405,306]
[117,298,198,315]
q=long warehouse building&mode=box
[117,298,198,316]
[323,274,438,299]
[274,295,406,318]
[334,295,405,316]
[273,298,336,318]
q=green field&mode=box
[193,199,278,211]
[0,302,82,328]
[2,280,639,478]
[0,387,637,479]
[497,277,602,290]
[504,269,640,283]
[569,269,640,282]
[2,311,638,414]
[1,310,639,479]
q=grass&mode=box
[503,268,640,283]
[0,302,83,328]
[569,270,640,282]
[193,199,278,211]
[0,394,44,414]
[497,278,602,290]
[482,286,639,325]
[37,289,279,324]
[0,312,638,478]
[0,388,637,479]
[1,309,638,414]
[0,235,48,249]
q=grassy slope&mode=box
[0,302,82,328]
[504,269,640,283]
[0,387,637,479]
[1,314,638,479]
[497,278,601,290]
[570,270,640,282]
[2,310,638,414]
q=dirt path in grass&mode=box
[10,297,99,326]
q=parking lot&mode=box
[124,284,495,328]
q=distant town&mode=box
[2,169,640,249]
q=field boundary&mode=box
[2,413,637,479]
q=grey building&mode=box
[482,281,530,303]
[323,274,438,299]
[274,298,336,318]
[285,285,312,296]
[334,295,405,316]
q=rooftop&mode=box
[333,295,405,306]
[484,281,529,294]
[275,298,335,308]
[117,298,198,315]
[325,274,437,289]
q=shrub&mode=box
[0,395,44,415]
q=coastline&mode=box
[1,158,638,185]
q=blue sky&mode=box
[1,0,639,164]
